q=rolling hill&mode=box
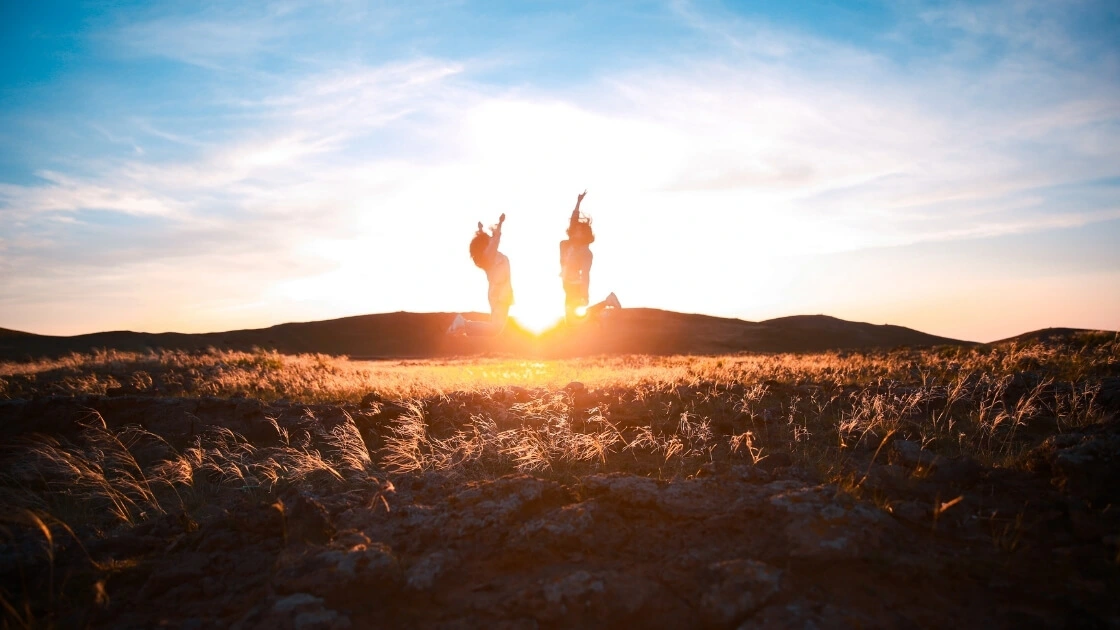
[991,327,1118,345]
[0,309,975,361]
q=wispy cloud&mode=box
[0,0,1117,337]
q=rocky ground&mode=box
[1,386,1118,630]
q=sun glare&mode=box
[512,303,564,335]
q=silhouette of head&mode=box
[567,215,595,246]
[470,229,492,269]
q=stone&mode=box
[543,570,605,605]
[888,439,938,469]
[701,559,783,626]
[285,494,335,544]
[769,485,899,559]
[272,593,324,615]
[583,474,660,508]
[406,551,453,591]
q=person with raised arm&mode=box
[447,213,514,337]
[559,190,620,324]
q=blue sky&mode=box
[1,0,1118,341]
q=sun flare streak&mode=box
[512,306,565,335]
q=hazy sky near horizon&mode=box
[2,0,1119,342]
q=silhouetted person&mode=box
[559,190,619,324]
[448,213,513,336]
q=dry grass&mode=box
[1,333,1117,626]
[0,332,1116,529]
[0,410,379,531]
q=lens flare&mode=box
[574,305,588,317]
[513,303,564,335]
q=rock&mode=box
[700,559,783,626]
[928,455,984,485]
[732,464,771,483]
[406,551,453,591]
[1025,420,1120,507]
[769,484,899,559]
[696,461,718,476]
[656,477,733,516]
[449,475,572,532]
[887,500,930,523]
[265,593,351,630]
[285,494,335,545]
[758,452,793,471]
[331,530,371,549]
[273,542,400,597]
[518,503,596,547]
[272,593,324,615]
[507,569,623,626]
[136,552,216,599]
[583,474,660,508]
[862,464,911,493]
[543,570,605,605]
[746,599,875,629]
[888,439,938,469]
[1099,377,1120,408]
[294,609,350,630]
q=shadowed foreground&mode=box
[1,333,1118,628]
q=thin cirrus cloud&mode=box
[0,0,1117,339]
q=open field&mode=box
[1,332,1118,627]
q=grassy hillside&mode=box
[0,309,972,361]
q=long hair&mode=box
[469,229,491,269]
[567,214,595,246]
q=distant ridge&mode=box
[992,327,1119,345]
[0,309,977,361]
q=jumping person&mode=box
[559,191,619,324]
[447,213,513,336]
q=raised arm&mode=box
[570,190,586,224]
[485,214,505,259]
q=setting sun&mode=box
[512,303,565,335]
[3,1,1119,626]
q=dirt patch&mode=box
[0,394,1117,628]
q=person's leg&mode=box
[466,300,510,337]
[491,301,509,332]
[564,282,591,325]
[563,283,580,324]
[565,299,581,325]
[587,300,607,318]
[447,313,468,334]
[586,292,620,319]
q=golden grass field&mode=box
[1,332,1118,627]
[2,333,1116,497]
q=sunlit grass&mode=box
[1,333,1116,628]
[0,331,1115,500]
[2,333,1117,404]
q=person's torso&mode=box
[486,252,513,302]
[561,244,592,284]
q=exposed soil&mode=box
[1,389,1118,629]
